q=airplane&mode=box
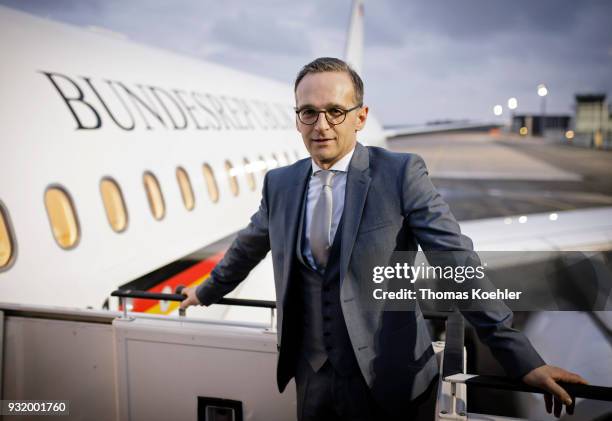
[0,0,384,317]
[3,0,609,319]
[1,1,611,419]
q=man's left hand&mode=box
[522,365,588,418]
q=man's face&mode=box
[295,71,368,169]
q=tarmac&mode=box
[387,132,612,221]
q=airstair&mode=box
[1,290,611,420]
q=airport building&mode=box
[511,114,570,137]
[511,93,612,150]
[573,93,612,149]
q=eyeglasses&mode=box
[295,104,362,126]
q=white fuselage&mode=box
[0,6,386,309]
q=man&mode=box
[181,57,586,420]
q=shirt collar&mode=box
[311,146,356,174]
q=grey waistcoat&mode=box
[296,191,358,376]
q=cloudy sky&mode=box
[2,0,611,125]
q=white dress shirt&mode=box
[303,147,355,270]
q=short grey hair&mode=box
[294,57,364,105]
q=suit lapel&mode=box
[340,143,371,284]
[280,159,311,304]
[295,189,308,267]
[278,143,371,298]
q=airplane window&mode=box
[176,167,195,211]
[284,151,292,165]
[225,160,240,196]
[271,153,280,169]
[0,202,15,269]
[281,152,289,166]
[276,153,285,166]
[202,163,219,203]
[44,186,80,249]
[243,158,256,191]
[143,171,165,220]
[100,177,128,232]
[258,155,268,176]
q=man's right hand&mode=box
[179,286,201,310]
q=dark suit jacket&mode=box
[196,142,545,413]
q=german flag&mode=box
[118,234,234,314]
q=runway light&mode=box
[504,218,512,225]
[549,213,558,221]
[519,126,528,136]
[507,97,518,110]
[518,215,528,224]
[493,105,503,116]
[565,130,575,140]
[537,84,548,97]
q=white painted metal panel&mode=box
[2,314,117,420]
[113,316,295,420]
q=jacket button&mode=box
[323,332,331,337]
[325,346,333,351]
[323,316,331,322]
[323,287,330,292]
